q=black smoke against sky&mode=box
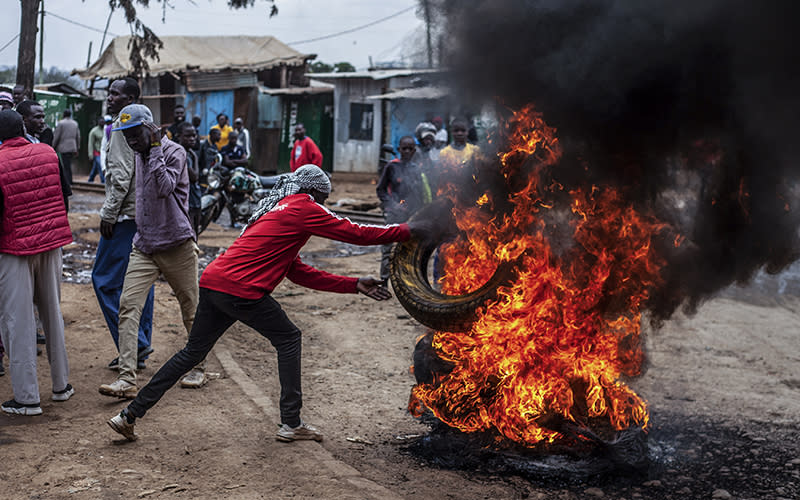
[434,0,800,321]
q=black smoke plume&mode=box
[434,0,800,321]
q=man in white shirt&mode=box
[233,117,251,159]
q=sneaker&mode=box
[98,379,138,399]
[275,421,323,442]
[52,384,75,402]
[107,410,138,441]
[1,399,42,416]
[180,368,206,388]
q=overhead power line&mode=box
[45,11,120,37]
[288,5,416,45]
[0,34,20,55]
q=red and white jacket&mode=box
[0,137,72,255]
[200,193,410,299]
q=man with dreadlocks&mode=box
[107,164,430,443]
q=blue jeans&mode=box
[92,220,154,354]
[88,156,105,183]
[128,288,302,426]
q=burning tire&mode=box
[389,236,516,332]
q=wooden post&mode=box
[38,0,44,85]
[16,0,42,94]
[422,0,433,68]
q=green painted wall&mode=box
[278,93,334,173]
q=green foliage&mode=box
[308,61,356,73]
[0,66,15,83]
[309,61,333,73]
[333,62,356,73]
[0,66,84,88]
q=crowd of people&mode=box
[376,116,482,282]
[0,77,432,445]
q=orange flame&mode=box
[410,105,668,446]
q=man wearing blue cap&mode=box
[93,78,156,378]
[99,103,204,399]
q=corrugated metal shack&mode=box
[1,82,103,177]
[366,86,450,153]
[74,35,331,173]
[311,69,446,174]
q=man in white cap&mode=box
[99,103,204,400]
[233,117,250,159]
[107,164,432,443]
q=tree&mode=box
[14,0,280,88]
[308,61,356,73]
[309,61,333,73]
[333,62,356,73]
[3,65,84,88]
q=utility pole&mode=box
[421,0,433,68]
[16,0,43,95]
[38,0,45,85]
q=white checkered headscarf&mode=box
[244,164,332,230]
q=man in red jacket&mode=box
[289,123,323,172]
[107,164,430,442]
[0,110,75,415]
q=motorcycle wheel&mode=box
[197,200,223,236]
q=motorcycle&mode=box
[197,164,280,235]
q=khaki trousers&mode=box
[117,239,199,384]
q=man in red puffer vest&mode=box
[0,110,75,416]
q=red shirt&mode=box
[290,136,323,172]
[200,193,411,299]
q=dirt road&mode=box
[1,178,798,499]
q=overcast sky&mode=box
[0,0,423,74]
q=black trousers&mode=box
[127,287,303,426]
[60,152,74,185]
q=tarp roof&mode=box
[74,35,315,80]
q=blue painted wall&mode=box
[185,90,235,137]
[389,99,448,150]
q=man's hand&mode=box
[142,121,161,144]
[100,220,115,240]
[356,277,392,301]
[407,219,437,240]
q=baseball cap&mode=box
[234,117,243,124]
[104,114,113,122]
[112,104,153,131]
[0,91,13,104]
[420,130,435,140]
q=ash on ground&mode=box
[403,412,799,499]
